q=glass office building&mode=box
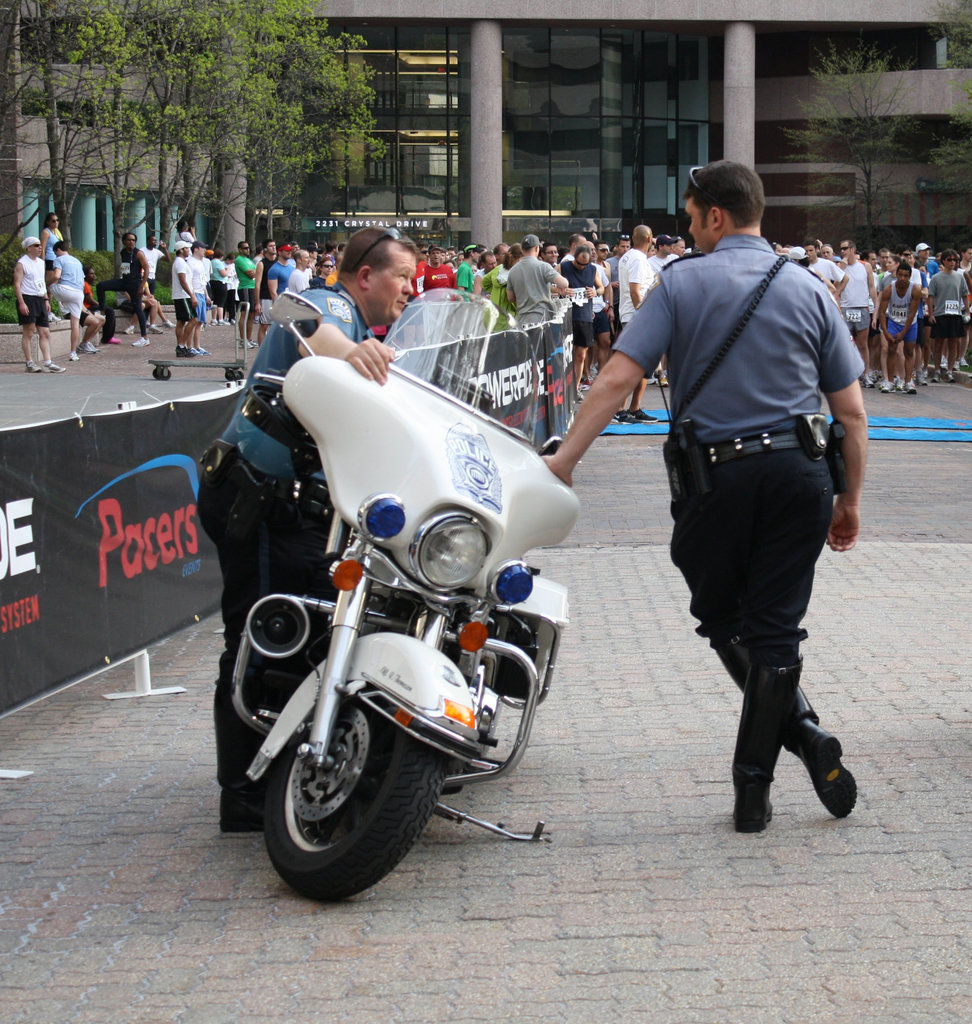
[314,26,710,245]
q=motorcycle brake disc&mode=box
[289,707,370,820]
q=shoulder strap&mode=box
[675,255,788,418]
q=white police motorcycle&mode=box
[232,290,578,900]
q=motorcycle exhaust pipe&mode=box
[245,594,311,659]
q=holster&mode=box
[663,418,712,501]
[795,413,829,460]
[825,421,847,493]
[200,438,238,488]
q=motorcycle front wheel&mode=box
[264,704,448,900]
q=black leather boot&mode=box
[732,662,799,833]
[214,687,266,832]
[716,642,856,819]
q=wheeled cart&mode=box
[148,302,251,381]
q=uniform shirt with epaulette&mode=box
[224,284,371,477]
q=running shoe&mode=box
[40,361,66,373]
[69,351,80,361]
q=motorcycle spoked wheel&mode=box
[264,702,448,900]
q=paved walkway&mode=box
[1,360,970,1023]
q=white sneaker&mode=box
[148,324,165,334]
[47,312,62,323]
[25,361,41,373]
[69,351,80,361]
[41,361,66,373]
[125,324,136,335]
[162,319,176,328]
[132,337,151,347]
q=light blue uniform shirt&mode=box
[615,234,864,443]
[226,284,371,478]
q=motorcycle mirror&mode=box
[270,291,325,357]
[270,291,324,327]
[538,435,563,456]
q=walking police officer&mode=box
[545,161,868,833]
[198,227,416,831]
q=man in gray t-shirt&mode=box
[507,234,569,324]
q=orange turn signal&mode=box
[458,620,489,652]
[332,559,364,591]
[442,699,476,730]
[394,708,414,727]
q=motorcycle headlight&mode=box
[410,513,489,589]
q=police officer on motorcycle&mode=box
[545,161,868,833]
[198,227,418,832]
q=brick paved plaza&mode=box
[1,347,970,1023]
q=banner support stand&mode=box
[102,649,187,700]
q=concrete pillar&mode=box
[129,196,147,245]
[470,21,503,245]
[723,23,756,168]
[72,193,97,250]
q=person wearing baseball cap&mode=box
[170,238,199,356]
[507,232,570,325]
[456,243,480,293]
[649,234,678,274]
[419,244,456,291]
[914,242,939,277]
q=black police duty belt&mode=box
[704,430,802,466]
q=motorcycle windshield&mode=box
[385,290,540,441]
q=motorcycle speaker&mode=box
[245,595,311,659]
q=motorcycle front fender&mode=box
[347,633,474,721]
[246,670,320,781]
[246,632,478,781]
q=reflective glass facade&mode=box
[316,26,709,244]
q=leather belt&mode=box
[705,430,802,466]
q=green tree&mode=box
[784,40,919,250]
[6,0,376,253]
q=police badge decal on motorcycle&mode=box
[446,424,502,513]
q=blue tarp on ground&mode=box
[602,412,972,442]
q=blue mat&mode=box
[602,412,972,442]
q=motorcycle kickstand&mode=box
[434,802,551,842]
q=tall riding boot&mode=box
[716,642,856,819]
[214,686,267,832]
[732,662,799,833]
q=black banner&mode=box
[0,394,235,714]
